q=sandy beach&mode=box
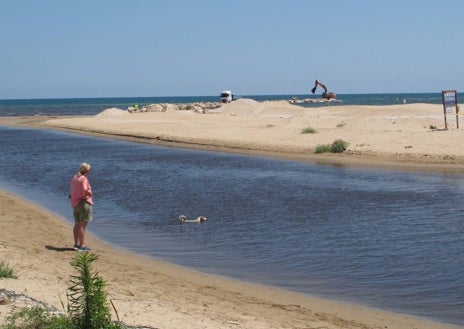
[1,100,464,328]
[4,99,464,172]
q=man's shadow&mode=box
[45,245,75,252]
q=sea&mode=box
[1,93,463,326]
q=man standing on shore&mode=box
[69,162,93,252]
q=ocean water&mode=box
[0,93,444,117]
[0,125,463,326]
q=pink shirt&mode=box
[70,174,93,207]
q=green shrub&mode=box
[315,139,349,153]
[314,144,330,153]
[0,261,16,279]
[301,127,316,134]
[330,139,349,153]
[2,306,70,329]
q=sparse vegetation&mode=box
[0,261,16,279]
[315,139,349,153]
[336,122,346,128]
[2,306,69,329]
[301,127,316,134]
[1,253,130,329]
[404,145,413,149]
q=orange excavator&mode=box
[311,80,336,100]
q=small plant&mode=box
[2,306,69,329]
[315,139,349,153]
[314,144,331,153]
[0,261,17,279]
[301,127,316,134]
[330,139,349,153]
[68,252,118,329]
[336,122,346,128]
[404,145,413,149]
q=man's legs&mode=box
[73,221,88,247]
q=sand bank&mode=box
[0,189,461,328]
[2,100,464,172]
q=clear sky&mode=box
[1,0,463,99]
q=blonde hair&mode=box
[78,162,91,174]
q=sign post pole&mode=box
[442,90,458,130]
[456,105,459,129]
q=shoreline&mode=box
[0,189,462,328]
[1,106,464,174]
[2,102,464,327]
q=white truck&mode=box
[220,90,233,103]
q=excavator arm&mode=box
[311,80,335,99]
[311,80,327,94]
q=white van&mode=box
[220,90,233,103]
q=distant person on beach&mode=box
[69,162,93,252]
[134,103,139,111]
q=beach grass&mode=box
[1,306,69,329]
[315,139,349,153]
[0,261,16,279]
[301,127,317,134]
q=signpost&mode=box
[442,90,459,129]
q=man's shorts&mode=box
[73,200,93,222]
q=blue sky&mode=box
[1,1,463,99]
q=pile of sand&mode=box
[94,108,128,118]
[218,98,299,118]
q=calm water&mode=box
[0,93,444,117]
[0,126,463,326]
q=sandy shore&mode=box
[0,190,461,329]
[2,99,464,172]
[1,100,464,328]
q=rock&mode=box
[0,296,11,305]
[146,104,165,112]
[143,102,222,113]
